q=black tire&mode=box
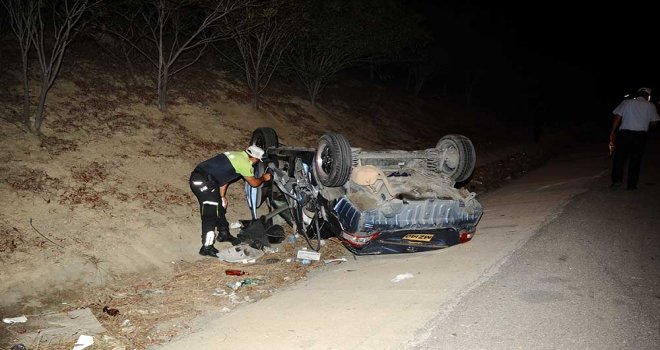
[250,127,279,151]
[435,134,476,183]
[314,133,352,187]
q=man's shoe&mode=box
[199,245,219,257]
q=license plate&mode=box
[403,234,433,242]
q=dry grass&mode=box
[2,167,63,192]
[28,237,352,350]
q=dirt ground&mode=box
[0,50,563,349]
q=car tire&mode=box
[250,127,279,150]
[314,133,352,187]
[435,134,476,183]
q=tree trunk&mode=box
[33,83,48,133]
[123,46,138,86]
[308,79,321,106]
[158,69,168,112]
[413,76,426,97]
[252,89,260,110]
[22,54,30,127]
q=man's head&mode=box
[638,87,652,100]
[246,145,265,163]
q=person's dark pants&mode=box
[189,171,229,246]
[611,130,648,189]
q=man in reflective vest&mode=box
[189,145,272,257]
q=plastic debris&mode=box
[230,221,243,229]
[391,273,415,282]
[297,259,311,265]
[3,315,27,324]
[296,249,321,261]
[72,335,94,350]
[288,234,298,243]
[323,258,348,264]
[10,344,27,350]
[263,246,278,254]
[212,288,228,296]
[226,281,242,290]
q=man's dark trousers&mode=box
[612,130,648,188]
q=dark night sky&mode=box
[417,1,659,123]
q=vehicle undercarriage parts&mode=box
[351,165,396,199]
[246,127,483,255]
[350,134,476,184]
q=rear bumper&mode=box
[342,228,464,255]
[333,196,483,255]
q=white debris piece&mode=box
[391,273,415,283]
[2,315,27,324]
[72,335,94,350]
[230,221,242,229]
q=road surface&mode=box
[412,140,660,349]
[156,138,659,350]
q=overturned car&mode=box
[245,127,483,255]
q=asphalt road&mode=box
[411,139,660,349]
[157,137,658,350]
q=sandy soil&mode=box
[0,54,563,348]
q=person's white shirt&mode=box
[612,97,660,131]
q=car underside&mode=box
[245,127,484,255]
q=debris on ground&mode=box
[296,249,321,261]
[2,316,27,324]
[216,244,265,263]
[71,334,94,350]
[7,308,105,346]
[391,273,415,282]
[102,306,120,316]
[323,258,348,265]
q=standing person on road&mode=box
[189,145,272,257]
[609,87,659,190]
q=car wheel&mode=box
[250,127,279,150]
[314,133,352,187]
[435,134,476,183]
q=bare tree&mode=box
[114,0,243,112]
[30,0,93,133]
[221,1,294,109]
[288,46,353,106]
[286,0,429,105]
[90,4,144,86]
[464,68,482,109]
[1,0,36,126]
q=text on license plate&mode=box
[403,234,433,242]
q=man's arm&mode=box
[244,172,272,188]
[610,114,622,142]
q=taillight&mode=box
[341,231,380,247]
[459,230,474,243]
